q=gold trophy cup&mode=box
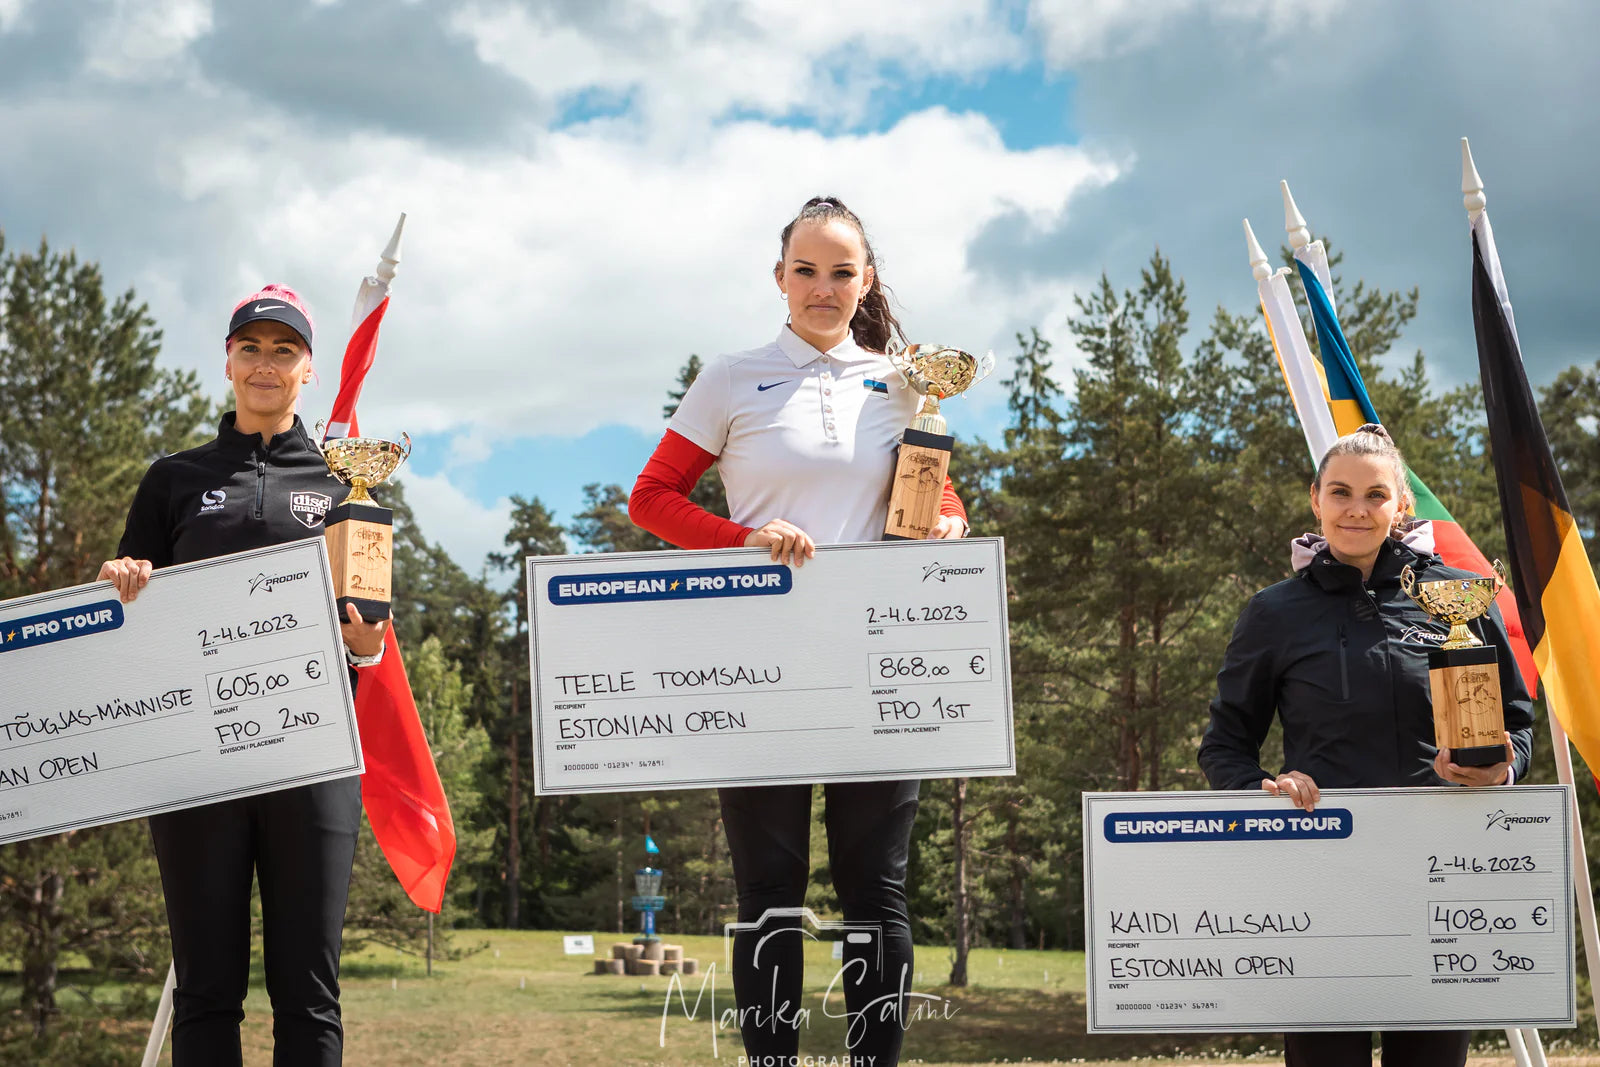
[883,344,995,540]
[1400,561,1510,768]
[315,424,411,621]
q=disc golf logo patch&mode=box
[290,491,332,529]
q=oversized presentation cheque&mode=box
[1083,787,1575,1032]
[526,538,1014,794]
[0,539,363,845]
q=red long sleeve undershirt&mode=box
[629,430,968,550]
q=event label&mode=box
[1083,787,1575,1032]
[0,539,362,844]
[526,539,1015,793]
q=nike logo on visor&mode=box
[253,303,288,313]
[756,380,791,392]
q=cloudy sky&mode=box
[3,0,1594,573]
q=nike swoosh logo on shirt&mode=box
[756,380,792,391]
[253,303,288,313]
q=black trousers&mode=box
[1284,1030,1470,1066]
[720,779,921,1067]
[150,776,362,1067]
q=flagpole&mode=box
[140,961,176,1067]
[1465,135,1600,1043]
[1244,218,1337,462]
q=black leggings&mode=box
[1284,1030,1470,1066]
[720,779,921,1067]
[150,776,362,1067]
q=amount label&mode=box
[206,652,330,708]
[1428,899,1553,935]
[868,648,989,686]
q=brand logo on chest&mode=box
[198,489,227,515]
[1399,623,1450,646]
[290,491,332,529]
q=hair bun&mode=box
[1355,422,1394,442]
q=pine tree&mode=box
[487,497,567,928]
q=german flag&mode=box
[1473,205,1600,776]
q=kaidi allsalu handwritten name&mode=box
[0,538,362,844]
[1082,787,1576,1033]
[525,539,1015,794]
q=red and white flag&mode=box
[331,214,457,912]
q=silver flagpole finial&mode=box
[1281,180,1311,251]
[1243,219,1271,281]
[1461,139,1486,222]
[376,212,406,287]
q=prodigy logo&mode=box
[921,562,985,583]
[1486,809,1552,832]
[249,570,309,596]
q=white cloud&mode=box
[84,0,214,81]
[1028,0,1348,64]
[451,0,1023,132]
[393,472,513,576]
[0,34,1113,559]
[0,0,29,33]
[197,108,1120,445]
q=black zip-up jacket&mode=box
[1199,539,1534,790]
[117,413,341,568]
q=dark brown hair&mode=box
[1312,422,1414,512]
[775,196,906,354]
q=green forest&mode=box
[4,231,1600,1060]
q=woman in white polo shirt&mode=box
[630,196,967,1067]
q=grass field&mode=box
[111,931,1593,1066]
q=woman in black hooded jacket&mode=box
[1198,424,1533,1067]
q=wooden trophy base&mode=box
[884,427,954,540]
[325,501,394,621]
[1428,644,1506,768]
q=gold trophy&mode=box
[883,344,995,540]
[315,423,411,621]
[1400,561,1510,767]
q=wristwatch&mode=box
[345,646,384,668]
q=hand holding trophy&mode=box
[314,423,411,621]
[883,343,994,540]
[1400,560,1511,767]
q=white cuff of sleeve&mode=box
[346,645,385,668]
[1504,765,1516,786]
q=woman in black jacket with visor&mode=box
[99,284,387,1067]
[1199,423,1533,1067]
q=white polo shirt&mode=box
[669,326,919,546]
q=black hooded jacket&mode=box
[1198,537,1535,790]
